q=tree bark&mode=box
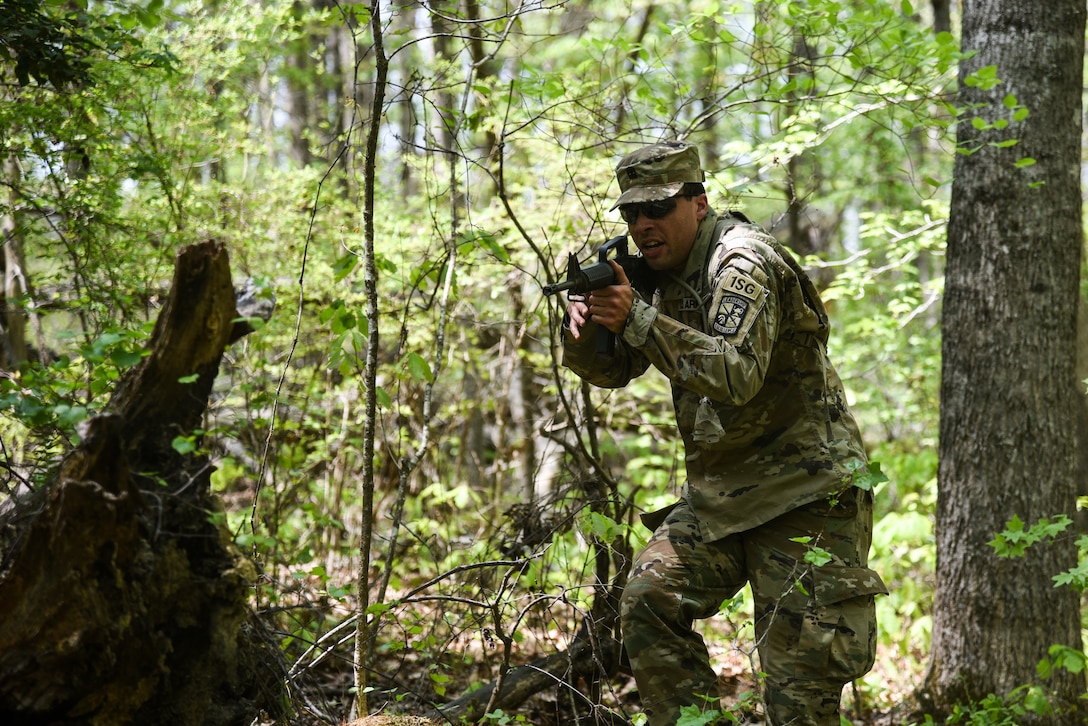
[922,0,1086,721]
[0,240,281,725]
[1,155,29,367]
[1077,297,1088,532]
[932,0,952,34]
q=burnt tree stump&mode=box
[0,241,280,725]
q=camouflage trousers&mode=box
[620,489,886,726]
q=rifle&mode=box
[543,235,655,354]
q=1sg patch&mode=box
[712,268,767,339]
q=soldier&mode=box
[561,140,887,725]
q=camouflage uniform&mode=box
[562,142,887,725]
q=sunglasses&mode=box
[618,195,688,224]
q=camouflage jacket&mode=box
[562,209,869,541]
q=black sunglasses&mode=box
[618,195,689,224]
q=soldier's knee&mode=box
[620,567,679,628]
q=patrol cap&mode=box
[611,140,706,210]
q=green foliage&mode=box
[0,0,1017,722]
[920,685,1052,725]
[1052,539,1088,591]
[989,513,1088,592]
[0,324,154,472]
[790,535,834,568]
[1,0,106,88]
[675,690,760,725]
[844,458,890,492]
[1037,644,1088,680]
[989,514,1073,559]
[481,709,528,724]
[869,445,937,674]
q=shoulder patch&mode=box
[712,268,768,339]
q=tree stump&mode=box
[0,240,280,725]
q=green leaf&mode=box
[172,435,196,455]
[585,511,622,541]
[846,459,889,491]
[366,601,396,616]
[332,253,358,282]
[804,546,833,567]
[406,352,433,383]
[964,64,1002,90]
[677,704,724,726]
[480,233,510,263]
[990,514,1071,557]
[1015,157,1036,168]
[376,386,392,408]
[1048,645,1088,674]
[54,404,88,428]
[1023,685,1051,715]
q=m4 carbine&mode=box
[544,235,654,354]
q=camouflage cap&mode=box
[611,140,706,210]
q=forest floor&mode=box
[273,595,926,726]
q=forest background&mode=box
[2,0,1087,724]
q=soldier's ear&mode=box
[693,194,709,220]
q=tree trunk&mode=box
[1077,297,1088,532]
[1,155,29,367]
[922,0,1086,721]
[283,0,316,168]
[0,240,282,725]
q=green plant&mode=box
[918,685,1051,725]
[676,689,761,725]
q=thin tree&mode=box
[922,0,1086,720]
[353,0,388,716]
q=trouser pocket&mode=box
[790,565,887,682]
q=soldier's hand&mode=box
[566,295,590,340]
[587,261,634,335]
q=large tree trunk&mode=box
[922,0,1086,721]
[1077,297,1088,532]
[0,240,281,725]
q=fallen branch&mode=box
[427,633,629,725]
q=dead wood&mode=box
[0,240,281,726]
[427,633,630,725]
